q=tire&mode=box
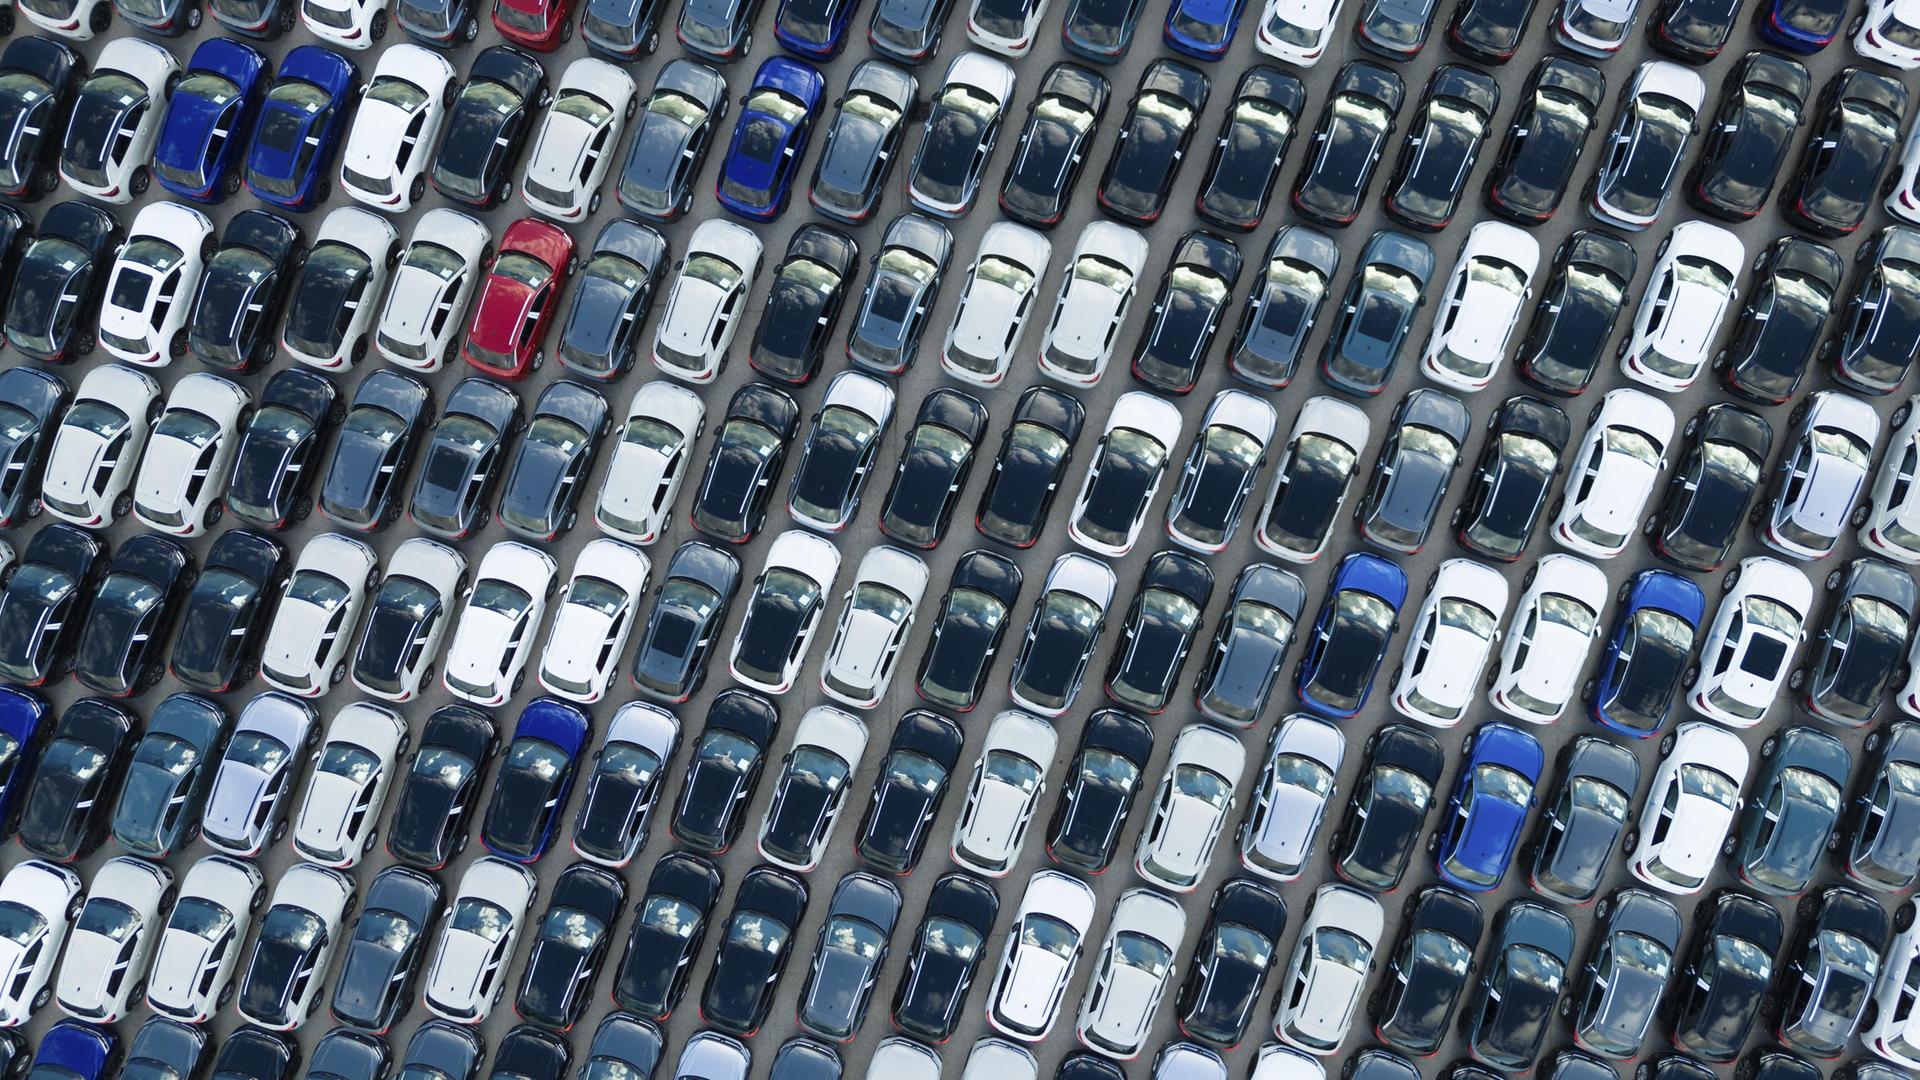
[314,177,331,204]
[1684,415,1699,439]
[1582,679,1596,703]
[1595,895,1611,919]
[1643,514,1659,536]
[1827,568,1844,591]
[277,1,295,32]
[223,170,243,196]
[169,329,189,360]
[1659,731,1677,757]
[1797,893,1817,920]
[204,501,223,528]
[186,4,202,27]
[1723,834,1738,856]
[113,492,133,520]
[566,253,580,275]
[1761,735,1778,758]
[370,9,385,37]
[1789,400,1810,429]
[1788,668,1806,691]
[1558,994,1575,1018]
[560,15,572,39]
[1723,567,1741,592]
[1853,503,1872,528]
[331,660,346,686]
[588,190,601,215]
[410,175,427,206]
[462,15,479,39]
[129,167,149,196]
[1867,731,1884,754]
[1894,404,1913,430]
[271,816,289,844]
[89,1,110,30]
[1621,828,1639,855]
[1898,903,1916,934]
[1618,580,1632,605]
[31,987,48,1011]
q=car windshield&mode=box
[1174,763,1232,808]
[555,90,613,128]
[937,83,999,124]
[1570,776,1629,822]
[451,898,510,941]
[178,72,238,108]
[470,580,532,621]
[0,901,44,946]
[168,896,234,941]
[923,915,981,960]
[985,749,1042,793]
[872,248,935,323]
[541,907,605,949]
[493,252,551,290]
[567,576,629,618]
[1439,597,1497,643]
[638,895,700,939]
[1539,593,1598,636]
[318,743,379,786]
[77,899,139,941]
[844,90,902,128]
[1021,914,1078,959]
[1074,254,1133,293]
[367,75,429,114]
[685,253,743,295]
[826,915,884,960]
[1314,928,1370,970]
[1474,763,1532,805]
[1079,747,1139,791]
[1811,428,1871,470]
[1114,931,1173,977]
[726,912,789,955]
[1680,763,1739,809]
[1034,95,1094,134]
[1273,753,1334,797]
[228,731,290,773]
[883,750,945,796]
[289,570,350,612]
[1234,599,1293,643]
[852,581,912,624]
[1605,426,1661,467]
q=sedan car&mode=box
[559,220,669,382]
[987,870,1095,1042]
[244,47,358,214]
[236,863,353,1030]
[1294,552,1406,719]
[846,213,952,377]
[131,373,249,538]
[1516,230,1636,397]
[952,709,1058,876]
[443,541,557,707]
[385,705,496,870]
[1787,69,1907,238]
[998,63,1107,229]
[1628,721,1750,894]
[891,872,998,1042]
[75,536,193,698]
[1589,61,1703,231]
[1461,900,1574,1071]
[481,697,589,862]
[907,52,1014,218]
[701,865,809,1038]
[1485,57,1605,224]
[424,856,538,1024]
[854,710,962,875]
[1357,389,1470,554]
[1688,52,1811,222]
[462,218,574,381]
[63,40,178,203]
[1274,883,1383,1056]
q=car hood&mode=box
[382,265,452,346]
[1587,453,1660,533]
[428,930,491,1006]
[149,928,219,1004]
[1451,279,1526,364]
[207,761,274,840]
[295,771,367,857]
[831,609,900,686]
[530,116,599,190]
[1051,277,1126,361]
[469,276,538,354]
[998,943,1071,1028]
[447,608,516,690]
[58,932,124,1008]
[344,99,416,185]
[1663,794,1737,876]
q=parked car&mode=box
[750,225,858,384]
[1774,886,1889,1057]
[1136,724,1244,893]
[1420,221,1538,393]
[953,709,1058,876]
[1733,725,1849,895]
[1787,69,1908,238]
[559,220,668,382]
[293,702,406,868]
[385,704,495,869]
[1009,555,1115,717]
[4,201,120,363]
[1588,568,1703,737]
[809,61,915,224]
[339,45,453,211]
[1568,890,1684,1057]
[797,872,899,1040]
[144,856,263,1023]
[1763,391,1881,560]
[651,220,762,384]
[0,368,69,528]
[1628,721,1750,894]
[1372,886,1481,1055]
[1074,888,1185,1059]
[1461,900,1574,1071]
[702,866,809,1037]
[56,855,173,1023]
[1650,405,1773,571]
[987,870,1095,1041]
[611,851,721,1019]
[1196,66,1305,231]
[891,872,998,1041]
[1486,57,1605,224]
[1433,722,1541,891]
[1552,388,1675,560]
[236,862,353,1030]
[430,47,546,210]
[481,697,589,862]
[1330,724,1442,891]
[1490,555,1608,725]
[669,690,779,855]
[1588,61,1703,230]
[1237,714,1341,882]
[1274,884,1383,1055]
[1828,226,1920,396]
[1621,221,1743,393]
[99,204,213,365]
[846,213,951,377]
[570,702,678,867]
[1688,52,1811,222]
[1295,553,1406,720]
[462,218,574,381]
[75,536,193,698]
[188,211,304,373]
[906,52,1014,217]
[515,863,623,1031]
[0,858,82,1026]
[423,856,538,1024]
[202,692,318,857]
[259,532,377,696]
[1516,230,1635,397]
[329,864,442,1032]
[319,370,431,531]
[1669,890,1782,1060]
[1795,558,1917,726]
[443,541,557,706]
[999,63,1107,229]
[154,39,268,202]
[1688,556,1812,728]
[1291,61,1401,226]
[244,47,358,213]
[168,530,287,693]
[1039,223,1149,388]
[854,710,962,875]
[1044,709,1152,875]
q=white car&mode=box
[350,537,466,702]
[1490,554,1610,723]
[1254,396,1371,563]
[962,1040,1036,1080]
[1040,221,1150,386]
[132,372,251,536]
[262,533,379,697]
[570,701,680,867]
[293,702,408,867]
[540,538,652,703]
[59,39,178,201]
[1629,721,1749,894]
[375,208,492,371]
[595,382,705,544]
[1764,391,1882,561]
[1553,0,1639,53]
[42,362,161,528]
[1855,0,1920,68]
[757,705,869,871]
[1591,62,1704,230]
[1075,888,1187,1060]
[952,709,1058,877]
[821,545,929,707]
[942,221,1052,387]
[1251,1042,1328,1080]
[1865,898,1920,1067]
[1421,221,1539,393]
[867,1038,941,1080]
[301,0,391,48]
[523,58,637,223]
[728,529,841,695]
[16,0,107,37]
[909,54,1015,216]
[1621,222,1743,392]
[1862,394,1920,562]
[1255,0,1346,64]
[966,0,1047,53]
[144,854,263,1024]
[99,203,214,365]
[340,45,455,208]
[55,855,173,1023]
[1688,556,1811,728]
[1238,714,1344,882]
[1273,883,1383,1055]
[0,859,82,1026]
[1155,1044,1229,1080]
[987,869,1095,1041]
[1887,120,1920,224]
[790,370,896,532]
[676,1034,750,1080]
[444,541,558,706]
[652,220,763,384]
[1391,558,1510,728]
[1136,723,1245,892]
[425,856,538,1024]
[1009,553,1118,717]
[203,693,320,857]
[1552,388,1675,559]
[1068,391,1185,556]
[283,206,400,371]
[1167,389,1279,554]
[235,862,353,1030]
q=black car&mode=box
[330,865,443,1033]
[559,220,667,381]
[124,1019,210,1080]
[769,1038,838,1080]
[1463,900,1574,1072]
[0,37,79,201]
[16,696,134,861]
[320,370,430,532]
[168,528,287,693]
[213,1029,297,1080]
[809,61,916,226]
[1131,230,1242,394]
[613,851,722,1019]
[1358,388,1470,554]
[1320,229,1433,395]
[0,367,68,528]
[692,383,801,544]
[1650,0,1740,58]
[498,380,607,542]
[630,541,740,704]
[1045,709,1153,874]
[1842,721,1920,892]
[879,388,988,549]
[1447,0,1543,60]
[1669,890,1784,1060]
[1827,225,1920,396]
[0,522,104,686]
[490,1027,567,1080]
[1743,1051,1824,1080]
[1526,735,1638,905]
[1098,60,1209,226]
[1797,559,1917,727]
[1454,395,1570,561]
[1773,886,1889,1057]
[867,0,954,58]
[516,862,624,1031]
[855,710,963,875]
[750,225,858,385]
[582,0,663,55]
[1485,57,1605,224]
[1227,225,1339,389]
[618,60,727,223]
[1732,725,1849,896]
[1171,878,1286,1049]
[1000,63,1109,229]
[702,866,808,1038]
[430,46,546,210]
[400,1022,482,1080]
[110,692,229,858]
[1104,552,1213,714]
[1648,404,1771,572]
[567,715,675,870]
[1687,52,1810,222]
[5,201,118,363]
[1354,0,1440,54]
[305,1032,388,1080]
[1374,885,1483,1055]
[975,386,1085,548]
[890,871,998,1042]
[1568,890,1684,1058]
[190,210,304,374]
[1719,237,1844,405]
[906,73,1006,219]
[670,689,779,854]
[282,225,394,372]
[1293,61,1404,227]
[1516,228,1636,396]
[1193,564,1305,727]
[1384,64,1500,232]
[847,213,953,376]
[798,872,899,1040]
[409,379,520,541]
[74,534,192,698]
[385,704,496,869]
[914,551,1022,712]
[227,369,341,530]
[583,1013,664,1080]
[1786,68,1907,238]
[1196,66,1306,232]
[1332,724,1444,890]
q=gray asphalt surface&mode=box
[6,0,1917,1077]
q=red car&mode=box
[492,0,578,50]
[462,217,574,380]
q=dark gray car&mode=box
[1567,889,1683,1059]
[1320,230,1434,395]
[1732,725,1848,897]
[809,61,918,225]
[797,871,901,1041]
[1356,387,1470,553]
[1229,225,1340,389]
[1194,562,1306,727]
[618,61,729,223]
[632,540,742,704]
[1526,735,1638,905]
[110,692,231,858]
[1843,721,1920,892]
[847,213,953,376]
[559,219,670,381]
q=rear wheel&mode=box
[370,9,386,37]
[461,14,479,39]
[129,167,149,197]
[223,170,243,196]
[169,330,189,360]
[89,1,110,30]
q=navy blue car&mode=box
[1432,721,1543,891]
[244,46,358,212]
[481,696,591,863]
[1588,569,1704,738]
[154,39,270,203]
[1295,552,1407,719]
[716,57,825,221]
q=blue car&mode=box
[1163,0,1248,59]
[716,57,826,221]
[1755,0,1846,52]
[0,685,46,842]
[154,39,271,203]
[1588,569,1704,739]
[243,45,358,213]
[35,1021,120,1080]
[481,697,590,863]
[1433,721,1543,891]
[1295,552,1407,719]
[773,0,859,56]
